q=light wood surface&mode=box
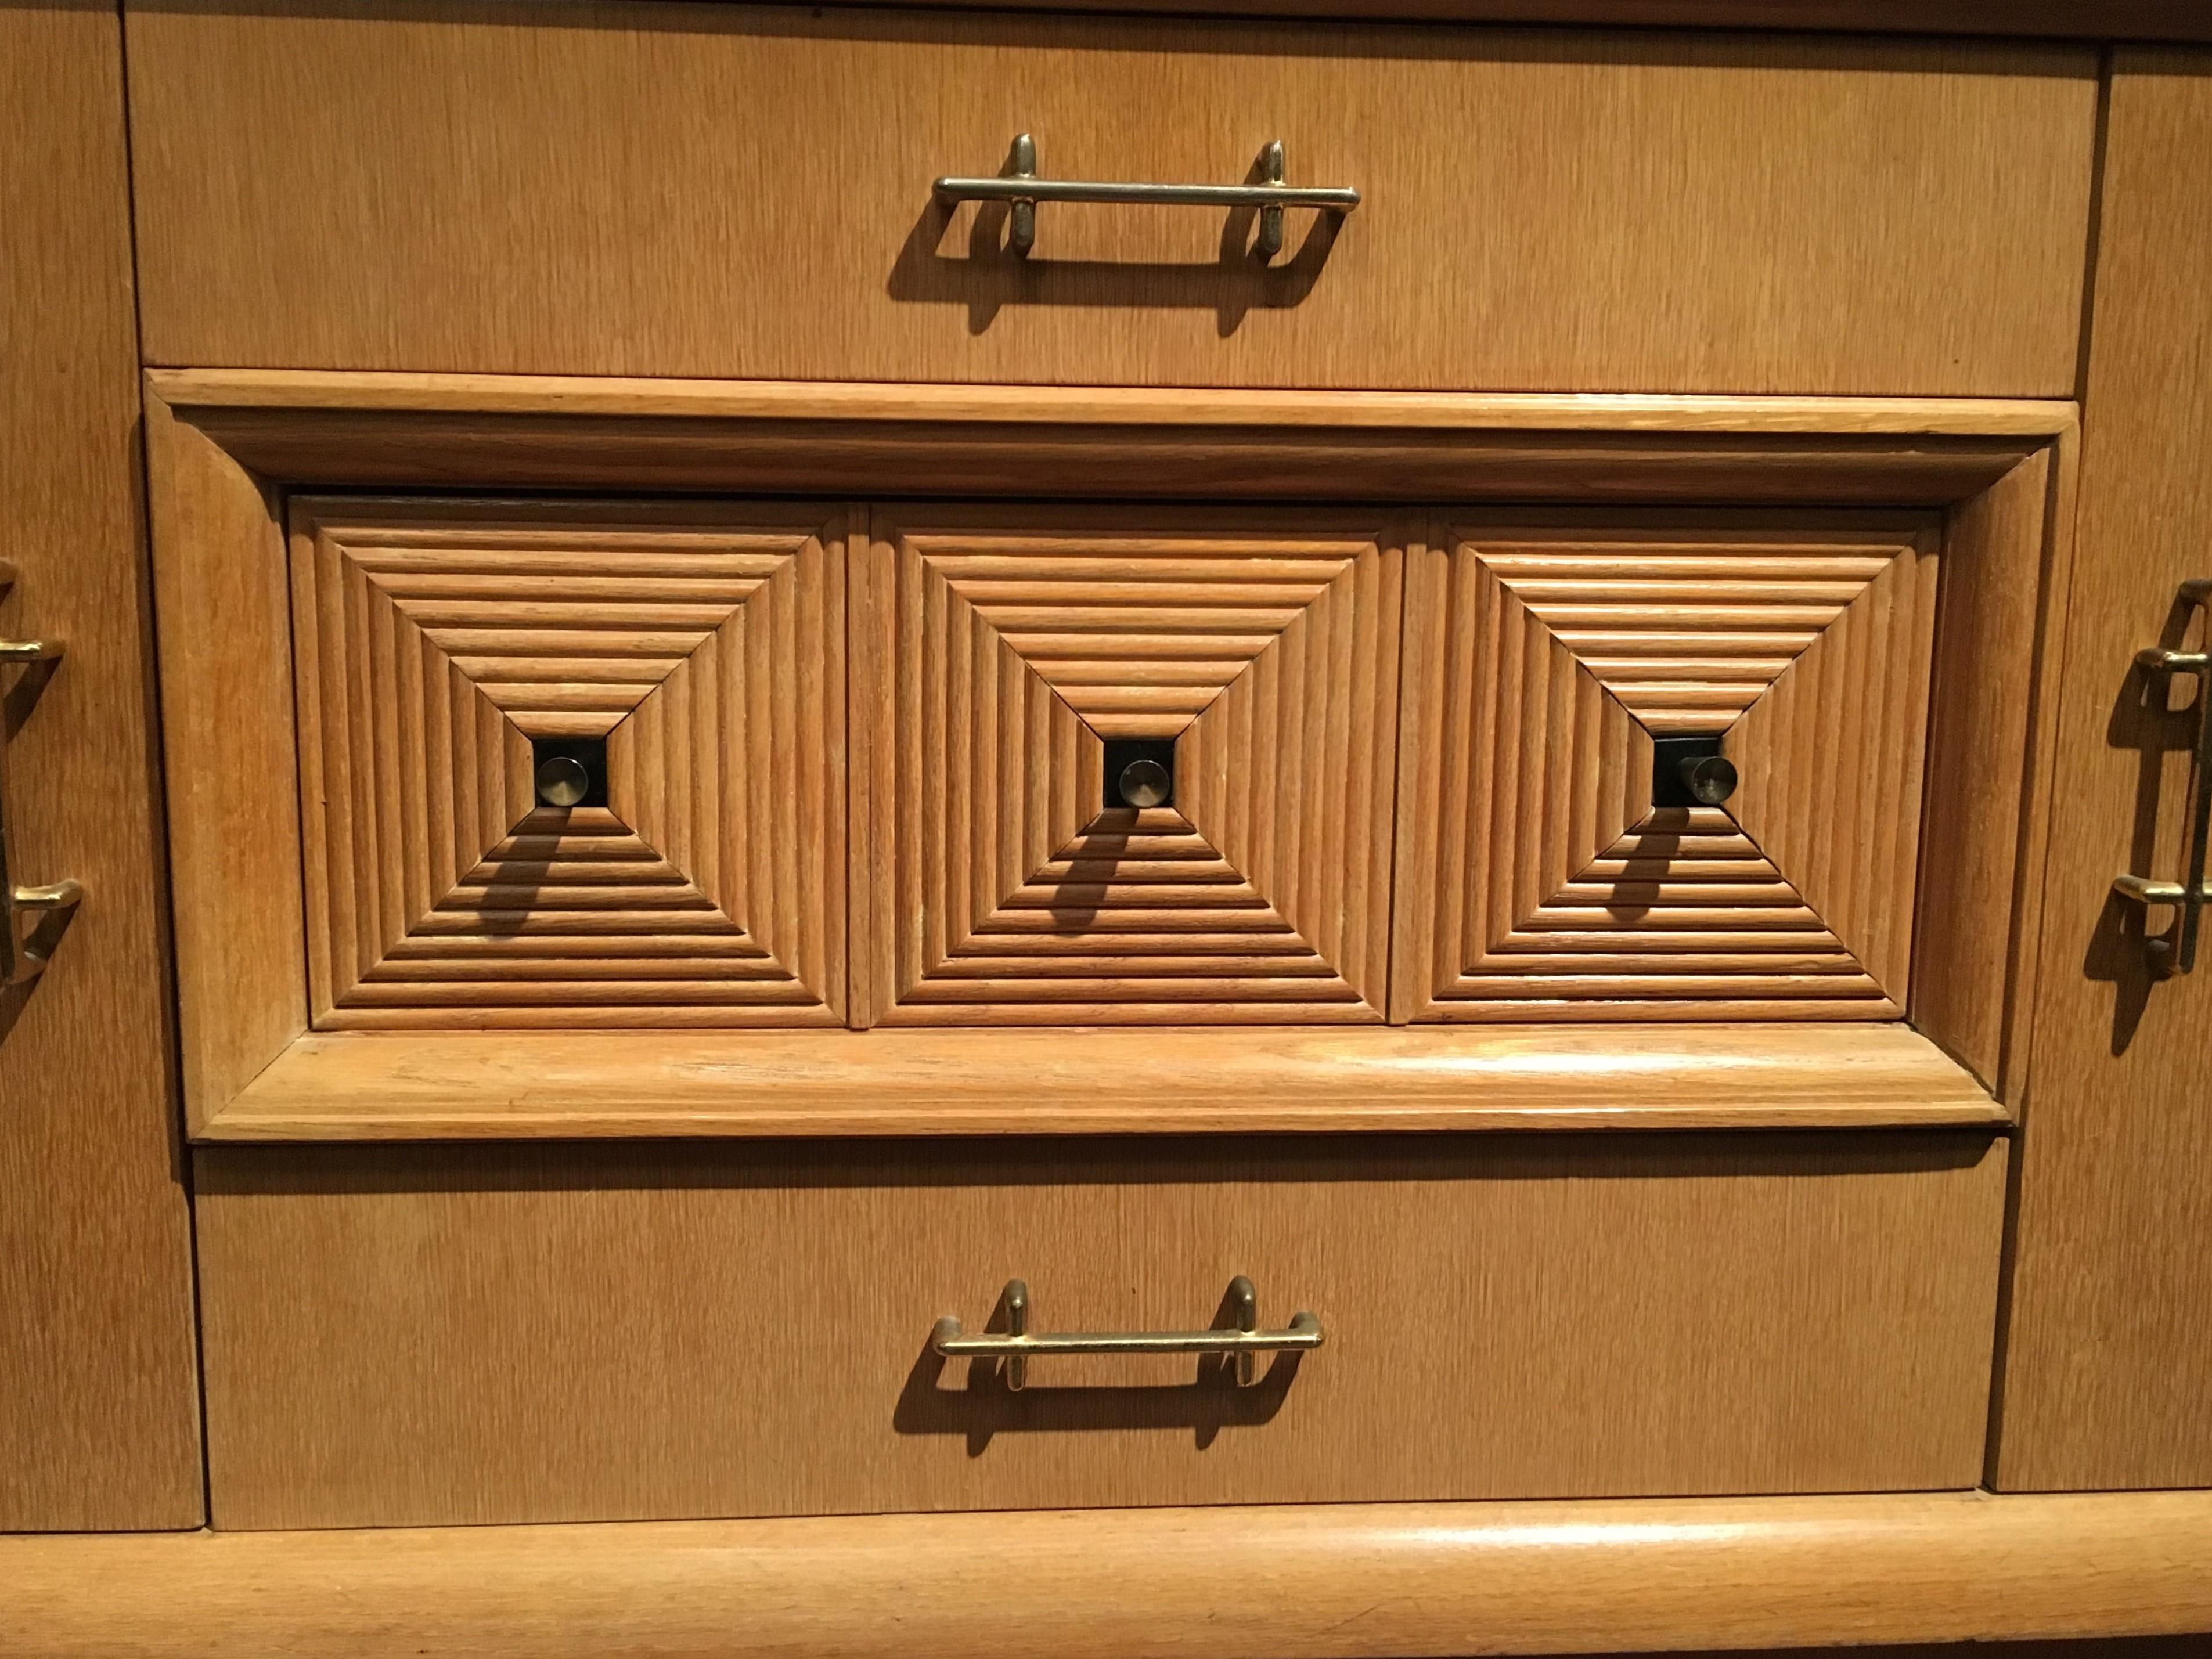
[13,1489,2212,1656]
[0,0,203,1530]
[1914,445,2078,1096]
[854,507,1403,1025]
[1995,50,2212,1492]
[124,5,2095,396]
[286,498,848,1029]
[1394,516,1939,1023]
[193,1132,2003,1527]
[149,371,2070,504]
[147,377,2071,1128]
[200,1022,2004,1138]
[142,391,305,1128]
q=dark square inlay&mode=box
[1651,733,1735,809]
[531,734,609,809]
[1102,737,1176,810]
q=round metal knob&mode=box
[1118,757,1171,809]
[1678,753,1738,806]
[535,755,591,808]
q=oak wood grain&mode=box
[1994,49,2212,1492]
[1395,517,1940,1023]
[200,1022,2005,1139]
[286,498,848,1029]
[147,380,2069,1131]
[0,0,202,1529]
[855,507,1403,1025]
[142,391,305,1128]
[1914,445,2078,1097]
[10,1492,2212,1657]
[123,5,2096,396]
[192,1132,2005,1527]
[148,372,2072,505]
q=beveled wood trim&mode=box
[142,391,307,1132]
[147,371,2081,435]
[199,1023,2005,1138]
[8,1491,2212,1657]
[146,372,2068,506]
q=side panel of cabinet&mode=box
[0,0,204,1528]
[1994,51,2212,1490]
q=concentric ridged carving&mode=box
[1394,520,1937,1022]
[290,499,846,1029]
[853,508,1404,1026]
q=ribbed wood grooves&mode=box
[1474,525,1901,733]
[1395,520,1933,1023]
[857,509,1405,1026]
[1727,543,1939,1004]
[289,500,845,1030]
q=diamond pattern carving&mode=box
[289,500,846,1029]
[1393,521,1938,1022]
[852,508,1405,1026]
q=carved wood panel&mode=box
[851,507,1406,1025]
[288,500,848,1029]
[1393,519,1940,1022]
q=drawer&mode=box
[193,1131,2008,1528]
[123,3,2095,395]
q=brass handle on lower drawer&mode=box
[1,561,83,990]
[933,134,1360,259]
[2112,578,2212,975]
[932,1275,1323,1390]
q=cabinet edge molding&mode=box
[8,1490,2211,1657]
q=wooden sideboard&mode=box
[2,2,2209,1652]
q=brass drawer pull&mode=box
[2113,578,2212,975]
[932,1275,1323,1390]
[933,134,1360,259]
[1,561,83,990]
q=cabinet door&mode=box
[1995,51,2212,1490]
[0,1,202,1527]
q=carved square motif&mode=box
[851,507,1408,1026]
[288,500,848,1029]
[1393,519,1940,1022]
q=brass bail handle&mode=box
[2112,577,2212,975]
[1,561,85,991]
[932,134,1361,261]
[931,1275,1324,1391]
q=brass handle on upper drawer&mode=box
[1,561,83,990]
[932,1275,1323,1390]
[2112,578,2211,975]
[933,134,1360,259]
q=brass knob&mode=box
[535,755,590,808]
[1678,753,1738,806]
[1118,758,1171,809]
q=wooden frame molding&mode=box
[143,372,2076,1139]
[8,1491,2211,1657]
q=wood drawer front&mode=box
[194,1133,2006,1528]
[286,497,851,1031]
[123,4,2095,395]
[852,504,1407,1026]
[1393,515,1942,1023]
